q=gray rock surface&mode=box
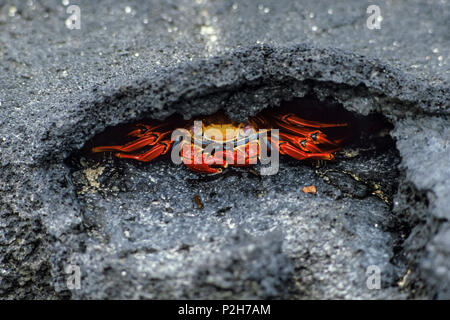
[0,0,449,299]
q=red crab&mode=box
[92,111,348,174]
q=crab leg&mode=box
[273,120,339,146]
[249,115,271,129]
[274,113,347,128]
[92,131,172,153]
[279,142,335,160]
[126,123,173,138]
[268,138,335,160]
[114,140,173,162]
[277,132,324,153]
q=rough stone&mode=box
[0,0,449,299]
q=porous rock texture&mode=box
[0,0,449,299]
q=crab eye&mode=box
[190,125,199,134]
[300,140,307,148]
[311,132,318,141]
[243,124,252,135]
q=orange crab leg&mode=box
[277,132,324,153]
[126,123,173,138]
[273,120,339,146]
[114,140,173,162]
[279,142,335,160]
[92,131,172,153]
[249,115,271,129]
[274,113,347,128]
[278,132,344,154]
[268,138,335,160]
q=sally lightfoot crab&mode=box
[92,111,348,174]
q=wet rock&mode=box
[188,230,293,299]
[319,171,370,199]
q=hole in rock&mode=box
[65,95,410,298]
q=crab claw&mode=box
[184,163,223,174]
[180,145,227,174]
